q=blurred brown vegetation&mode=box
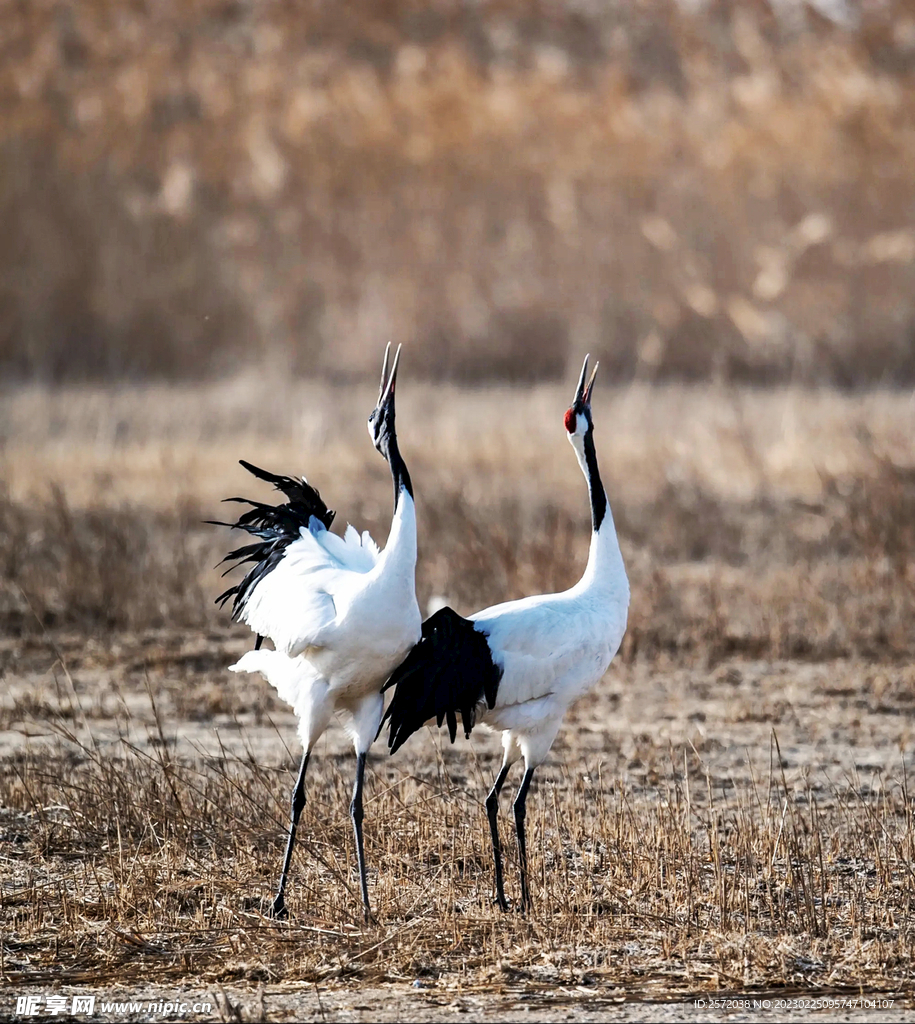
[2,381,913,663]
[3,455,912,661]
[2,1,915,384]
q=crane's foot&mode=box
[491,894,532,915]
[358,893,374,926]
[269,894,289,920]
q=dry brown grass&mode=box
[2,639,914,1006]
[1,379,913,661]
[2,380,915,1014]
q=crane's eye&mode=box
[563,408,576,433]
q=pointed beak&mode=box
[376,343,401,411]
[377,342,392,404]
[582,360,599,406]
[573,354,590,407]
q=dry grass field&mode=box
[2,378,915,1020]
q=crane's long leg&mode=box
[350,751,371,923]
[485,762,512,911]
[512,766,537,914]
[271,751,310,919]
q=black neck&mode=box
[385,433,413,507]
[583,428,607,532]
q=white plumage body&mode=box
[231,494,421,752]
[471,510,629,765]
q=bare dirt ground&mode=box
[5,982,912,1023]
[2,382,915,1021]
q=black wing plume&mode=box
[382,606,502,754]
[209,460,335,621]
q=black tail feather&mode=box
[238,460,329,509]
[210,460,335,621]
[382,606,502,754]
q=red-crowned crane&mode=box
[382,356,629,912]
[213,345,420,922]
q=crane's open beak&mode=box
[573,354,599,409]
[376,342,401,412]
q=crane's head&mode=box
[367,342,401,455]
[564,354,598,440]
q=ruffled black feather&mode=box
[382,606,502,753]
[209,460,335,622]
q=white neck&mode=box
[376,487,417,582]
[569,432,629,599]
[579,505,628,598]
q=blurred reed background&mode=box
[2,0,914,385]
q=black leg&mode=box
[271,751,310,919]
[513,766,536,914]
[350,751,371,923]
[485,762,512,911]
